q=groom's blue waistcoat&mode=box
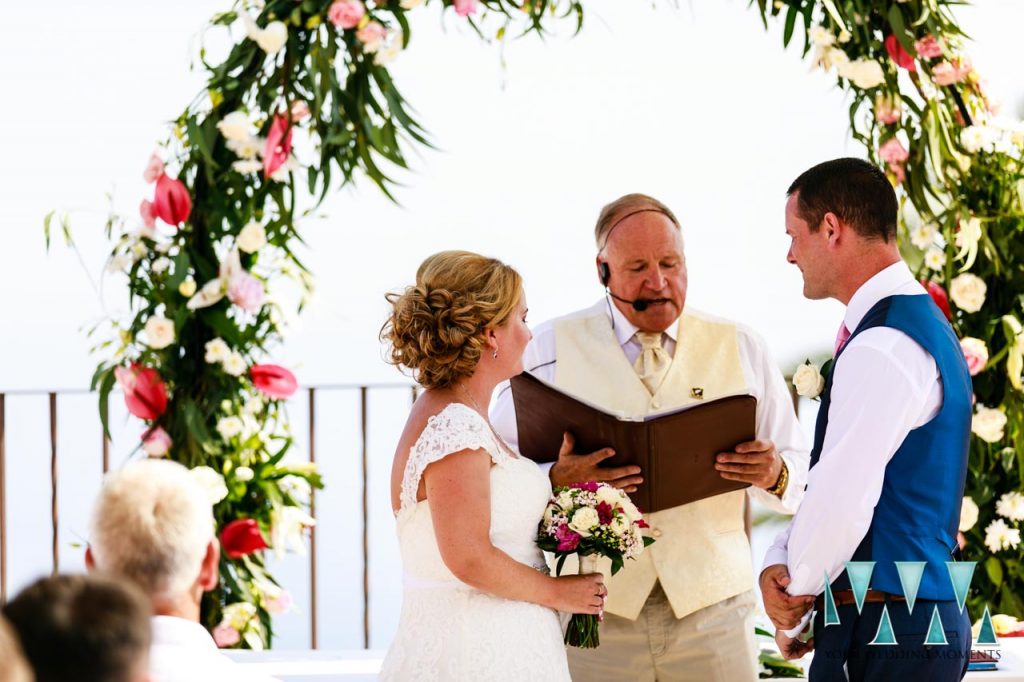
[810,293,972,601]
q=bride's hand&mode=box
[550,432,643,493]
[549,573,607,616]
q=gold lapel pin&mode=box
[690,387,704,399]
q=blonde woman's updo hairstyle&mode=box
[383,251,523,389]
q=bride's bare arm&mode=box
[424,448,605,615]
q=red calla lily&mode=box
[921,279,953,321]
[114,364,168,421]
[152,173,192,225]
[263,114,293,179]
[251,364,298,399]
[220,519,269,559]
[885,35,916,72]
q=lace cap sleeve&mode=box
[399,403,509,512]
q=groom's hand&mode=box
[715,439,783,490]
[759,564,815,630]
[549,432,643,492]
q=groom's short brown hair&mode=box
[787,157,897,242]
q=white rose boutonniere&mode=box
[793,359,828,400]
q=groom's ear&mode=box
[821,212,843,246]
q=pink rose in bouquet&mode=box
[537,482,653,647]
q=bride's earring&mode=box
[492,349,498,359]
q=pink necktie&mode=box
[834,323,851,356]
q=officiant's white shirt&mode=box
[491,299,809,514]
[149,616,279,682]
[763,261,944,637]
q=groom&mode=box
[761,158,973,681]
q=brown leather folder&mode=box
[510,372,756,512]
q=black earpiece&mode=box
[599,261,611,286]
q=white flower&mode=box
[610,515,629,536]
[809,25,835,47]
[187,278,227,310]
[595,485,624,507]
[270,505,316,557]
[130,241,149,261]
[838,59,885,89]
[960,496,979,532]
[243,396,264,415]
[568,507,600,537]
[232,159,264,174]
[555,490,574,510]
[205,338,230,364]
[217,111,252,142]
[972,405,1007,443]
[950,273,987,313]
[217,416,245,440]
[226,136,263,160]
[399,0,424,7]
[997,492,1024,522]
[256,21,288,53]
[621,499,642,523]
[280,474,312,501]
[910,224,937,250]
[190,466,228,505]
[237,221,267,253]
[223,352,247,377]
[176,278,196,298]
[792,362,826,398]
[222,601,258,631]
[954,217,983,271]
[108,253,133,273]
[838,30,851,43]
[144,316,175,349]
[234,466,255,482]
[269,155,300,183]
[984,518,1021,553]
[374,39,403,66]
[924,247,945,271]
[960,125,998,154]
[152,256,172,274]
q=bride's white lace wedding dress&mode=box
[379,402,571,681]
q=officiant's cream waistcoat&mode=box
[554,308,751,620]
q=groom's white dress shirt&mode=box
[492,300,808,514]
[149,616,279,682]
[763,261,944,637]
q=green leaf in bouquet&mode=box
[986,556,1004,588]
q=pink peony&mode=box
[143,153,165,183]
[139,199,156,229]
[879,138,909,164]
[212,623,241,648]
[327,0,365,29]
[263,114,293,179]
[915,35,945,59]
[884,35,916,72]
[227,271,265,313]
[932,58,971,86]
[142,426,172,457]
[555,523,581,552]
[453,0,478,17]
[570,481,599,492]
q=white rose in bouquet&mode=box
[569,508,600,537]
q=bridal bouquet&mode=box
[537,482,654,648]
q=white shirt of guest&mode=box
[762,261,943,637]
[149,616,280,682]
[491,299,809,515]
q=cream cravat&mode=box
[633,331,670,394]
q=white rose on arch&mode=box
[792,360,826,399]
[949,273,987,313]
[959,496,979,532]
[971,405,1007,443]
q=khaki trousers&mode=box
[567,584,759,682]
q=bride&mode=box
[378,250,605,681]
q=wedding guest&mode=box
[762,158,972,681]
[0,614,33,682]
[86,458,277,682]
[492,193,809,681]
[2,574,150,682]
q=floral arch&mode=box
[58,0,1024,649]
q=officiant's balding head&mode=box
[595,193,687,333]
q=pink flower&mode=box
[960,338,989,376]
[114,364,169,421]
[290,100,310,123]
[152,174,192,226]
[263,114,293,179]
[356,21,386,52]
[212,623,241,648]
[143,153,165,183]
[142,426,172,457]
[879,138,909,165]
[555,523,581,552]
[915,35,944,59]
[874,94,901,125]
[139,199,156,229]
[596,501,613,525]
[251,364,299,399]
[932,58,971,86]
[327,0,365,29]
[570,481,599,492]
[266,590,293,615]
[884,35,916,72]
[453,0,478,17]
[227,271,265,313]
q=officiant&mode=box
[491,193,810,681]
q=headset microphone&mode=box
[599,262,651,312]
